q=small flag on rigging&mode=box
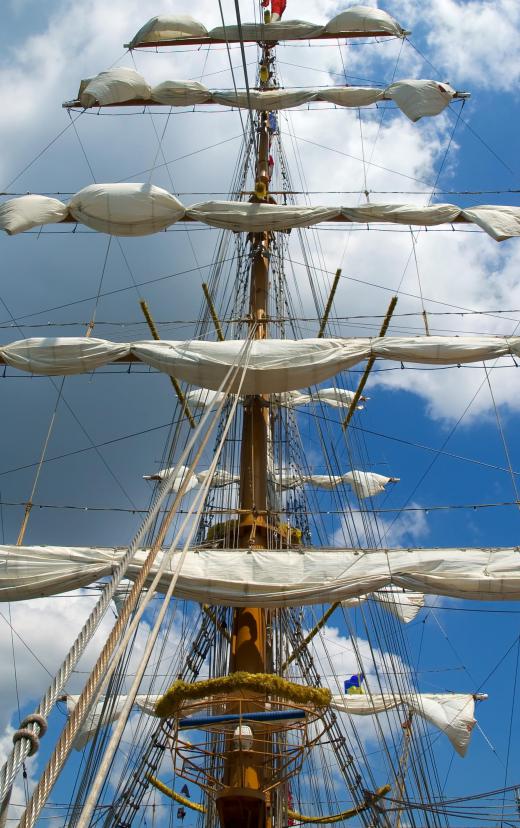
[344,673,364,694]
[180,784,190,798]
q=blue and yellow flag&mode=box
[344,673,364,694]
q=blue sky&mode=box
[2,0,520,824]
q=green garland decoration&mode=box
[155,671,331,718]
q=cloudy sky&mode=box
[2,0,520,824]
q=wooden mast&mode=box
[216,46,273,828]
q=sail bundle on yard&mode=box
[2,545,520,605]
[273,469,399,498]
[3,185,520,240]
[127,7,408,48]
[143,465,239,489]
[331,692,483,756]
[69,68,458,123]
[1,336,520,393]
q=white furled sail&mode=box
[323,6,407,36]
[143,466,238,490]
[0,195,68,235]
[342,587,424,623]
[128,15,209,48]
[2,545,520,606]
[128,8,408,47]
[68,184,185,236]
[64,695,160,750]
[70,70,456,121]
[3,191,520,239]
[142,464,199,492]
[342,471,400,499]
[79,68,151,107]
[184,389,230,410]
[331,693,479,756]
[272,470,398,498]
[150,80,212,106]
[1,336,520,393]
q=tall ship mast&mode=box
[1,2,520,827]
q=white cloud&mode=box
[390,0,520,90]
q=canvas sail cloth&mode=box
[73,68,456,123]
[2,185,520,240]
[64,695,159,750]
[184,387,365,411]
[66,690,478,755]
[1,546,520,606]
[273,470,399,499]
[143,465,240,488]
[127,8,409,48]
[1,336,520,394]
[331,693,478,756]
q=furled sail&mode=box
[1,336,519,393]
[64,695,160,750]
[65,689,480,755]
[71,68,457,122]
[353,586,424,624]
[127,8,408,48]
[143,465,239,489]
[2,545,519,605]
[331,693,481,756]
[272,470,399,499]
[3,188,520,240]
[184,388,365,411]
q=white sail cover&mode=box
[343,471,399,499]
[128,8,407,47]
[184,387,364,411]
[272,470,398,498]
[208,21,324,41]
[79,68,151,107]
[0,195,68,235]
[71,70,455,122]
[355,586,424,623]
[184,389,230,410]
[386,80,456,122]
[128,15,208,47]
[65,695,159,750]
[151,80,212,106]
[278,388,365,409]
[68,184,185,236]
[186,201,340,231]
[2,545,520,606]
[323,6,407,36]
[2,190,520,240]
[142,464,199,492]
[331,692,477,756]
[1,336,520,392]
[143,465,238,490]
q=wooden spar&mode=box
[342,295,398,429]
[123,31,408,49]
[317,268,342,338]
[202,282,225,342]
[138,299,196,428]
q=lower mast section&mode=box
[216,102,271,828]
